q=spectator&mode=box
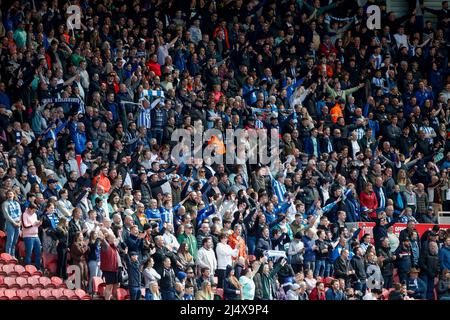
[326,279,346,300]
[70,231,89,290]
[195,280,214,301]
[2,190,22,256]
[21,204,42,269]
[216,232,239,288]
[406,268,427,299]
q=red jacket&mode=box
[146,61,162,77]
[100,241,119,272]
[359,191,378,218]
[309,287,326,300]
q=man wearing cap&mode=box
[395,237,413,284]
[125,250,142,300]
[286,283,301,300]
[406,267,427,299]
[43,178,59,199]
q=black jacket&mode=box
[334,257,354,282]
[377,246,396,276]
[159,267,176,290]
[419,251,440,278]
[350,255,367,281]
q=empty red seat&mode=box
[15,289,28,299]
[75,288,86,297]
[4,277,18,289]
[38,289,52,300]
[27,276,40,288]
[38,277,52,288]
[2,264,16,277]
[4,289,19,300]
[116,288,129,300]
[14,265,25,274]
[15,277,29,288]
[51,276,64,288]
[92,276,104,294]
[63,289,76,298]
[26,289,41,300]
[0,253,13,263]
[25,265,42,277]
[51,288,65,299]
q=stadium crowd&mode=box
[1,0,450,300]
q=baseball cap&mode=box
[291,283,300,290]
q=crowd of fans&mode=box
[1,0,450,300]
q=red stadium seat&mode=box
[0,253,13,264]
[15,277,29,288]
[325,277,335,287]
[63,289,76,299]
[92,276,104,294]
[4,289,19,300]
[27,276,40,288]
[15,289,28,299]
[98,283,106,296]
[75,288,87,299]
[38,289,53,300]
[51,276,64,288]
[2,264,17,277]
[38,276,52,288]
[4,277,18,289]
[26,289,41,300]
[116,288,129,300]
[14,265,25,274]
[25,265,42,277]
[0,254,18,265]
[51,288,65,299]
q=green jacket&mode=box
[325,82,362,102]
[254,262,283,300]
[178,233,198,260]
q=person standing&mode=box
[100,233,120,300]
[2,190,22,256]
[377,237,397,289]
[54,217,70,280]
[126,251,142,300]
[21,204,42,268]
[419,241,441,299]
[216,233,239,288]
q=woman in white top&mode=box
[239,260,261,300]
[304,269,317,294]
[387,225,400,253]
[143,257,161,291]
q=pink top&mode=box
[21,210,40,238]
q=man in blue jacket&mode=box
[406,268,427,299]
[440,237,450,271]
[326,279,346,300]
